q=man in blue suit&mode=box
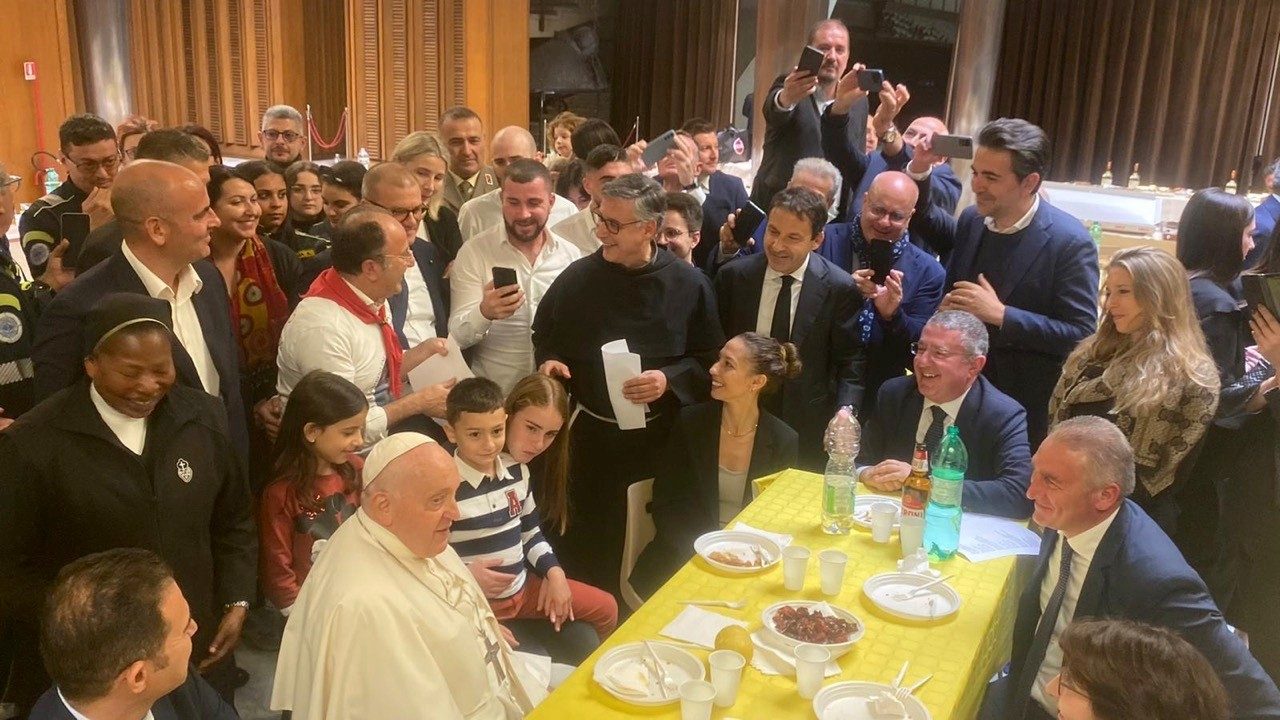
[682,119,750,268]
[907,118,1099,447]
[713,186,865,469]
[982,416,1280,720]
[1249,159,1280,267]
[30,549,237,720]
[857,310,1032,518]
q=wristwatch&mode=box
[879,125,899,144]
[224,600,250,612]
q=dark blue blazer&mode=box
[30,672,239,720]
[817,228,945,409]
[706,219,849,275]
[713,251,865,467]
[1249,195,1280,268]
[1005,501,1280,719]
[909,188,1099,445]
[31,251,249,463]
[857,374,1032,518]
[388,237,450,347]
[693,170,750,268]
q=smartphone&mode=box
[857,68,886,92]
[731,202,767,246]
[1242,273,1280,319]
[492,266,518,290]
[930,134,975,160]
[868,241,896,285]
[60,212,91,270]
[641,129,678,167]
[797,45,825,77]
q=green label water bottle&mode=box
[923,425,967,560]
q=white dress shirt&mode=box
[449,226,581,395]
[277,281,395,443]
[983,195,1040,234]
[913,386,971,444]
[550,207,601,255]
[59,687,154,720]
[455,188,578,243]
[755,254,810,337]
[89,383,147,455]
[121,242,220,396]
[400,240,438,347]
[1031,507,1121,714]
[775,89,835,115]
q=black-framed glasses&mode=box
[864,203,911,224]
[592,209,647,235]
[909,342,969,360]
[369,199,427,224]
[0,175,20,192]
[262,129,302,142]
[63,154,121,174]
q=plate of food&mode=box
[592,641,705,706]
[694,530,782,574]
[853,495,901,531]
[762,601,864,659]
[812,681,932,719]
[862,573,961,622]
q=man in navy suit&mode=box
[713,186,865,468]
[751,18,867,212]
[819,172,944,412]
[31,160,249,463]
[983,416,1280,720]
[857,310,1032,518]
[907,118,1099,447]
[1249,159,1280,267]
[682,118,750,268]
[30,549,237,720]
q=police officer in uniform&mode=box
[19,114,120,277]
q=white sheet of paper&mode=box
[958,513,1043,563]
[730,522,793,548]
[407,336,474,392]
[659,606,746,649]
[601,339,646,430]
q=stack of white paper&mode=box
[406,336,473,391]
[601,339,646,430]
[958,513,1042,562]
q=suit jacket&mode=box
[30,673,239,720]
[441,167,499,215]
[388,236,450,347]
[714,251,865,468]
[694,171,751,268]
[858,374,1033,518]
[628,401,798,597]
[31,251,249,461]
[751,74,868,211]
[1005,501,1280,719]
[909,188,1099,446]
[1249,194,1280,268]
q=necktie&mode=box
[770,275,795,343]
[923,405,948,455]
[460,179,474,202]
[1011,537,1075,718]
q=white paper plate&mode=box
[761,601,864,659]
[694,530,782,574]
[592,641,705,706]
[853,495,901,531]
[812,681,932,719]
[862,572,961,622]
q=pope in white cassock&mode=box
[271,432,545,718]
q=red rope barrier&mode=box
[308,107,349,150]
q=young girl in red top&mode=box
[259,370,368,614]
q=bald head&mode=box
[361,441,461,558]
[362,162,419,199]
[490,126,541,183]
[903,116,948,147]
[860,171,918,241]
[113,160,204,227]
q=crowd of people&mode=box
[2,15,1280,720]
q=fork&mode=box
[679,599,746,609]
[895,673,933,701]
[643,641,679,698]
[893,574,955,601]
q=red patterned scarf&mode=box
[304,268,404,398]
[231,236,290,370]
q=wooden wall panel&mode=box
[461,0,530,135]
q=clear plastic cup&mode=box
[708,649,746,707]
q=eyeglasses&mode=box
[864,203,911,224]
[0,175,19,192]
[592,209,647,235]
[379,249,416,265]
[909,342,970,360]
[262,129,302,143]
[369,199,427,224]
[660,227,689,240]
[63,154,122,174]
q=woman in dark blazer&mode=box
[629,332,801,598]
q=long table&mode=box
[529,469,1025,719]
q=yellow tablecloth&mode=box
[528,469,1024,720]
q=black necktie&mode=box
[1012,537,1075,718]
[923,405,948,455]
[770,275,795,343]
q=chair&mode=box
[619,478,656,612]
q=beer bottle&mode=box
[902,443,932,520]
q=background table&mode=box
[529,469,1025,719]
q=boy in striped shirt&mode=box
[445,378,617,642]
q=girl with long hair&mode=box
[502,373,573,535]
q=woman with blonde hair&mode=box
[1049,246,1219,531]
[391,130,464,262]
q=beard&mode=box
[505,217,547,245]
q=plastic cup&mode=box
[870,502,897,543]
[782,545,810,591]
[708,649,746,707]
[818,549,848,596]
[794,642,830,699]
[900,514,925,556]
[679,679,716,720]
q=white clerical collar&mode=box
[922,383,971,424]
[983,195,1040,235]
[356,508,427,562]
[121,241,203,301]
[764,253,810,284]
[89,383,148,455]
[1062,504,1121,563]
[58,687,155,720]
[455,452,514,490]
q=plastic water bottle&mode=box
[1089,221,1102,246]
[924,425,968,560]
[821,406,860,535]
[43,168,60,194]
[356,147,371,169]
